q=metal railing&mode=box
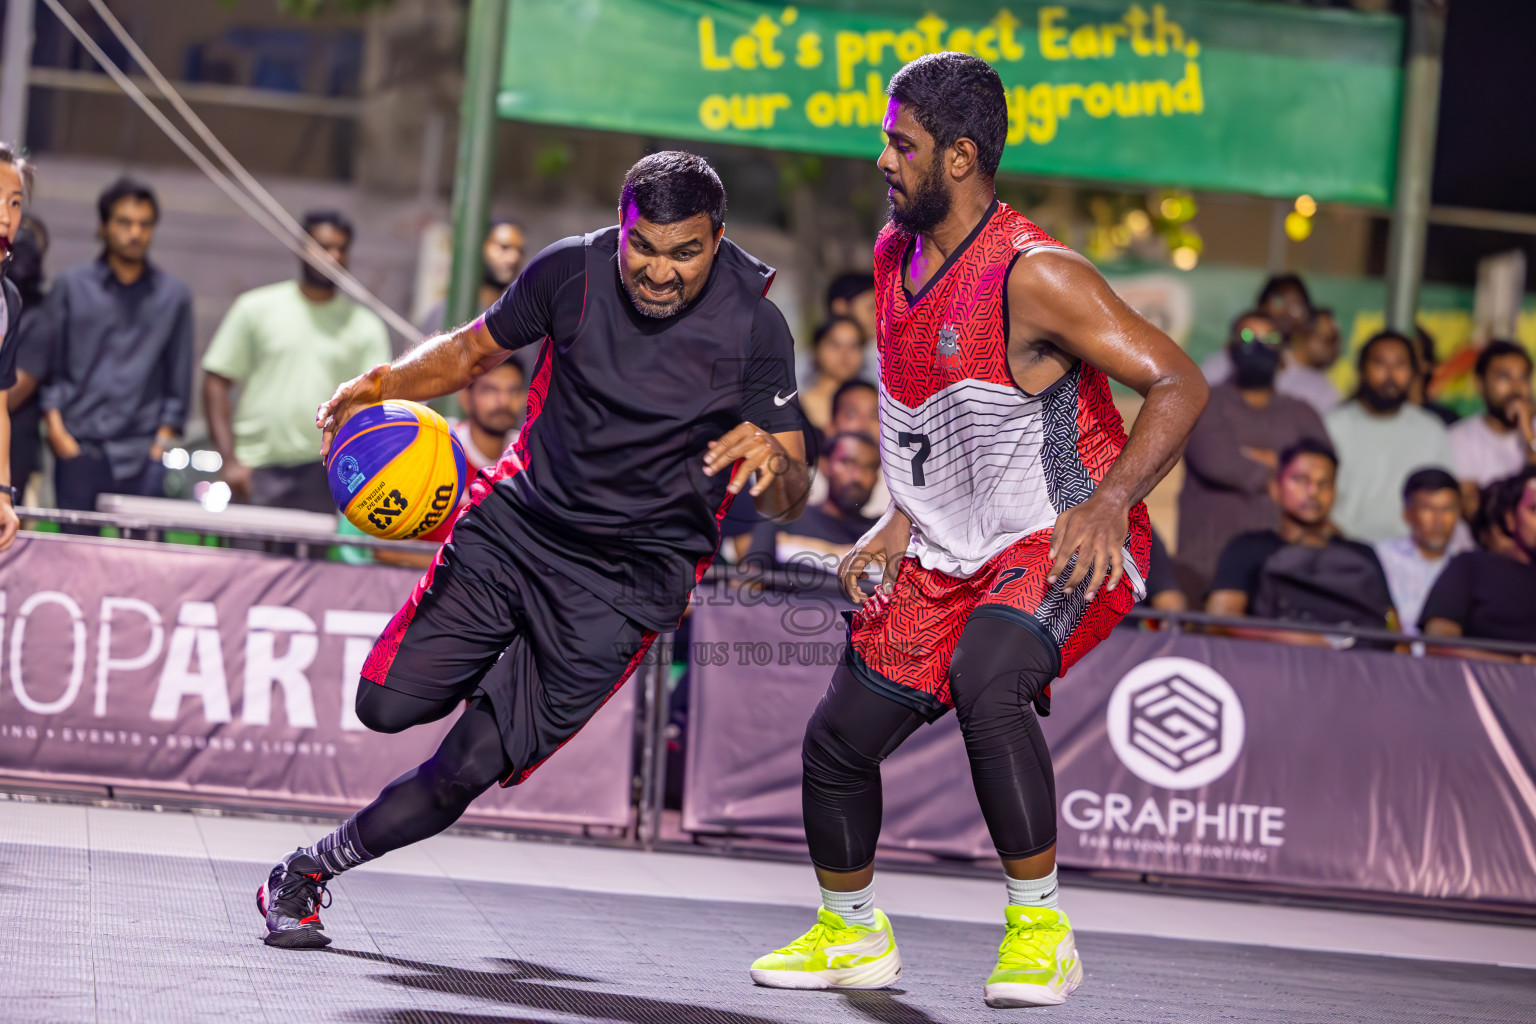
[16,506,440,556]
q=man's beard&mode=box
[1491,400,1524,428]
[830,480,870,516]
[483,263,514,289]
[301,262,335,290]
[622,271,686,319]
[471,411,518,437]
[888,161,952,234]
[1359,382,1407,414]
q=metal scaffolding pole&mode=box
[1384,0,1447,333]
[0,0,35,147]
[445,0,509,331]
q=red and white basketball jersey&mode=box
[873,201,1140,586]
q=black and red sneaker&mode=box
[257,850,333,949]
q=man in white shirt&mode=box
[1449,340,1534,501]
[1326,330,1454,542]
[1374,468,1466,635]
[452,358,526,474]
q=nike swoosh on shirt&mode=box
[773,390,798,407]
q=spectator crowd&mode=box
[3,175,1533,654]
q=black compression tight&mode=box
[802,613,1059,872]
[352,687,513,858]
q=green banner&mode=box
[499,0,1402,205]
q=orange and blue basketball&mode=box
[326,400,467,541]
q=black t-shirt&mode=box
[478,228,802,630]
[0,278,27,390]
[1210,529,1385,608]
[745,503,877,566]
[1146,527,1179,599]
[1419,550,1536,642]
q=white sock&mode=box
[820,882,877,928]
[1006,867,1060,911]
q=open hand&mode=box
[702,422,792,498]
[0,497,17,552]
[317,364,390,459]
[1047,495,1129,601]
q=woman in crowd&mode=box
[798,315,867,436]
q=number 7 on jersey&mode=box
[897,431,931,486]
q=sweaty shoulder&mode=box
[483,235,587,351]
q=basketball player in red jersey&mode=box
[751,54,1208,1007]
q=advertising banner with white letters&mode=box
[0,534,636,829]
[685,594,1536,905]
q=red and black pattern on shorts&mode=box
[360,338,554,687]
[850,511,1151,710]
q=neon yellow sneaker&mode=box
[750,907,902,990]
[983,905,1083,1007]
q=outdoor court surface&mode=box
[2,800,1533,1024]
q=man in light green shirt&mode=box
[1326,330,1454,543]
[203,210,391,514]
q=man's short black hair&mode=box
[97,176,159,225]
[487,215,524,235]
[1356,329,1414,373]
[619,151,727,233]
[303,209,354,244]
[1475,339,1532,380]
[831,379,876,420]
[826,271,874,310]
[1256,273,1312,312]
[887,52,1008,177]
[1278,437,1338,474]
[1402,467,1459,503]
[1228,309,1276,336]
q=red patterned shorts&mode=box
[848,507,1150,719]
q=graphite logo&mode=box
[1106,658,1245,790]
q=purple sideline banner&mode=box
[684,592,1536,905]
[0,534,636,829]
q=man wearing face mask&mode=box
[1325,330,1454,543]
[1177,310,1329,599]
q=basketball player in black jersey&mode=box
[257,152,809,948]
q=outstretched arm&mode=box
[316,318,509,457]
[1009,249,1208,598]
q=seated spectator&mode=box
[1412,324,1460,426]
[1449,340,1534,507]
[1178,310,1329,599]
[453,359,526,473]
[1207,439,1394,631]
[203,210,390,515]
[1325,330,1453,543]
[1471,473,1525,558]
[1421,467,1536,647]
[1374,469,1465,636]
[1256,272,1312,338]
[825,271,879,380]
[801,379,889,513]
[799,316,867,433]
[745,432,880,570]
[1200,308,1339,417]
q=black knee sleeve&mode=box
[947,612,1060,860]
[801,664,924,873]
[355,681,459,735]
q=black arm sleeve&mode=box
[739,297,803,437]
[1418,553,1474,630]
[482,236,586,351]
